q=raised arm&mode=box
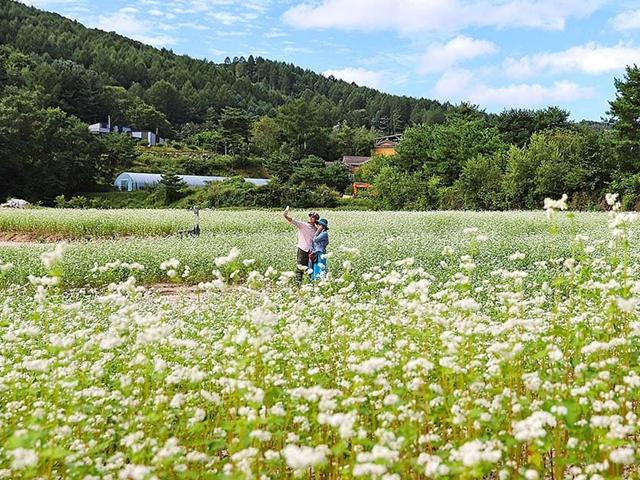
[283,205,294,224]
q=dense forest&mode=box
[0,0,639,210]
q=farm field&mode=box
[0,208,635,287]
[1,206,640,478]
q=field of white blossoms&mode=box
[1,198,640,478]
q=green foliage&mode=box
[365,123,616,211]
[103,86,171,136]
[609,65,640,172]
[493,106,571,147]
[146,80,187,124]
[456,153,506,210]
[250,116,281,156]
[196,177,341,208]
[276,98,335,160]
[396,118,507,184]
[201,176,254,208]
[372,166,429,210]
[264,150,295,182]
[0,87,100,202]
[331,121,376,157]
[289,155,351,193]
[502,129,614,209]
[188,130,224,151]
[158,171,188,205]
[95,133,138,186]
[354,155,392,183]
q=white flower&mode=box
[508,251,525,261]
[250,430,272,442]
[22,359,51,372]
[547,345,563,362]
[351,357,391,375]
[281,444,328,471]
[0,260,13,273]
[417,453,450,476]
[513,411,556,442]
[41,241,67,269]
[524,469,539,480]
[605,192,619,206]
[543,194,568,218]
[352,463,387,476]
[317,412,357,439]
[118,464,153,480]
[610,447,634,464]
[454,298,480,312]
[383,394,399,406]
[616,296,637,313]
[214,248,240,267]
[449,439,502,467]
[9,448,38,470]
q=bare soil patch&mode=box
[0,231,65,244]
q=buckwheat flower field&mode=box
[1,202,640,478]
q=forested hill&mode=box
[0,0,444,133]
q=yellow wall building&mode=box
[373,139,397,156]
[373,135,401,156]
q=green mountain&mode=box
[0,0,445,134]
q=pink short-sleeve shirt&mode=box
[292,220,316,251]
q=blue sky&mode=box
[22,0,640,120]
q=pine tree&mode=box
[609,65,640,172]
[159,171,186,204]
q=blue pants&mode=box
[310,254,327,280]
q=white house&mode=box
[88,122,111,135]
[88,119,165,146]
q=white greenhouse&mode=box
[114,172,270,191]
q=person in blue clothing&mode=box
[309,218,329,280]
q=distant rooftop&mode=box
[342,156,371,166]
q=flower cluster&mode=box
[0,200,639,478]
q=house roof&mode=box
[374,134,402,147]
[342,156,371,166]
[375,139,398,148]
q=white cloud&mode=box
[322,67,386,89]
[215,30,247,37]
[265,29,288,38]
[178,22,210,31]
[208,11,242,25]
[612,9,640,30]
[418,35,497,74]
[283,0,604,34]
[504,42,640,77]
[96,10,176,47]
[432,69,594,108]
[284,46,315,54]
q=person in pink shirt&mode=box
[283,206,319,282]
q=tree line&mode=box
[1,0,639,210]
[356,69,640,211]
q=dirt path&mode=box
[0,232,64,244]
[0,241,39,247]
